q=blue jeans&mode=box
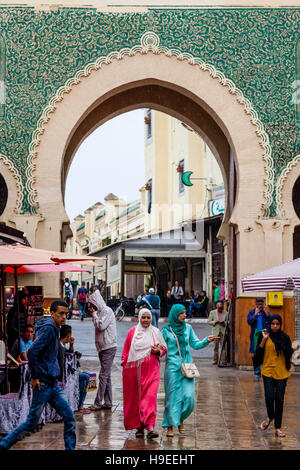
[0,382,76,450]
[151,309,160,328]
[78,372,90,409]
[188,302,204,318]
[78,302,86,320]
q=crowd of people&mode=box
[1,283,299,451]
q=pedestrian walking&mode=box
[253,314,293,437]
[121,308,167,439]
[247,297,271,381]
[0,300,76,451]
[207,301,227,365]
[171,281,184,303]
[161,304,217,437]
[77,281,88,321]
[145,288,161,327]
[87,290,117,411]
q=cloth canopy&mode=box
[242,258,300,292]
[4,263,90,274]
[0,244,56,266]
[1,245,103,265]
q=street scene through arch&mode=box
[64,107,227,327]
[1,3,300,452]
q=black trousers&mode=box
[262,375,287,429]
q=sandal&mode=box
[89,404,102,411]
[79,407,92,414]
[178,421,185,434]
[275,429,286,438]
[135,429,144,438]
[260,418,272,430]
[166,427,174,437]
[101,404,112,410]
[147,430,159,439]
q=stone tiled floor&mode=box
[3,359,300,450]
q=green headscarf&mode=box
[163,304,187,356]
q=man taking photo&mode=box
[247,297,271,381]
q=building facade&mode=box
[0,1,299,365]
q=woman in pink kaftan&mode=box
[122,308,167,439]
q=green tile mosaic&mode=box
[0,7,298,215]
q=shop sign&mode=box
[209,198,225,216]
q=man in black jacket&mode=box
[0,300,76,451]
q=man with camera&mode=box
[247,298,271,381]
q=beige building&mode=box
[139,109,225,301]
[65,193,146,296]
[142,109,223,234]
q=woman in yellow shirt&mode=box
[254,314,293,438]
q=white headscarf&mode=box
[127,308,167,367]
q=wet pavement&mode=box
[5,356,300,451]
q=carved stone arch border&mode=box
[276,154,300,218]
[26,31,274,216]
[0,153,24,214]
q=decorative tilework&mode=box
[26,31,273,216]
[0,32,5,119]
[0,7,299,216]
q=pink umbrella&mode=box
[242,258,300,292]
[0,244,57,266]
[4,263,90,274]
[10,245,104,264]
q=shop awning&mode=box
[90,227,206,259]
[242,258,300,292]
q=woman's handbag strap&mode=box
[169,326,184,363]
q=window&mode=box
[178,159,184,195]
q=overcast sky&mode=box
[64,109,145,221]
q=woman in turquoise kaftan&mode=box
[162,304,217,437]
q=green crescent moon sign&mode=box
[181,171,194,187]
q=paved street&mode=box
[2,317,300,451]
